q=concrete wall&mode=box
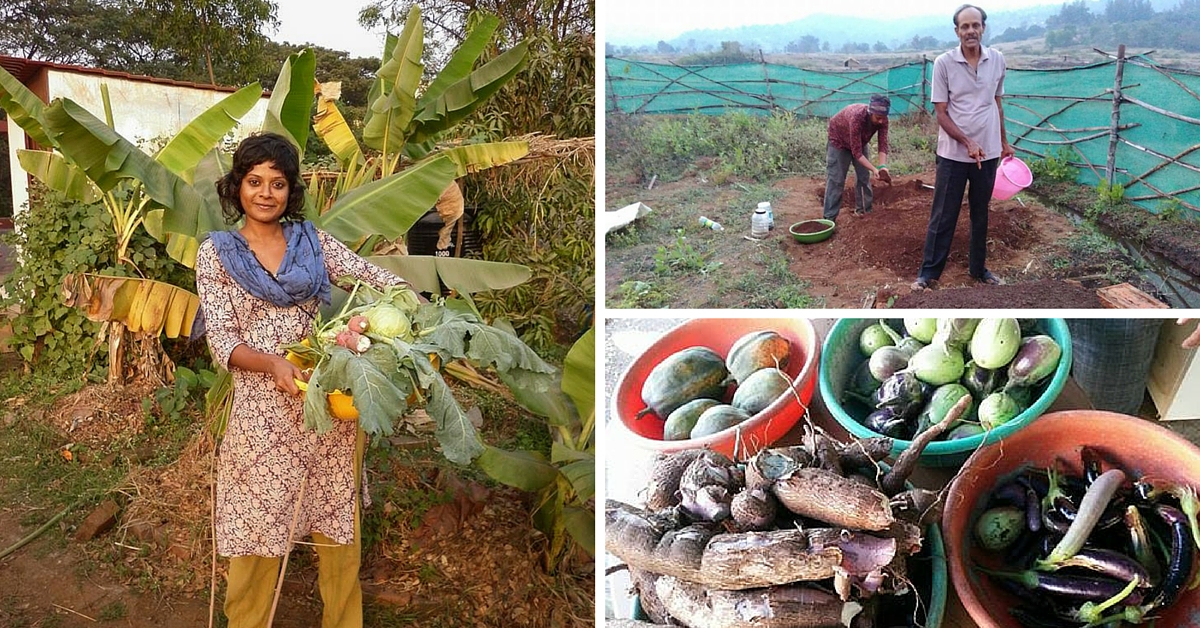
[9,70,269,221]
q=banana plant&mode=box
[483,327,595,571]
[310,5,532,231]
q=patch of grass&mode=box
[364,605,421,627]
[653,230,716,276]
[98,601,127,621]
[614,281,671,308]
[608,111,936,184]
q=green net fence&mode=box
[606,53,1200,216]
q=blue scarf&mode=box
[192,220,330,339]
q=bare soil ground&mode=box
[605,168,1136,309]
[0,382,594,628]
[771,172,1106,308]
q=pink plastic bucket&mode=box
[992,156,1033,200]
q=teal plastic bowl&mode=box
[819,318,1072,467]
[630,521,947,627]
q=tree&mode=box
[1045,25,1079,49]
[137,0,277,85]
[1105,0,1154,22]
[0,0,108,63]
[657,40,676,54]
[786,34,821,53]
[873,41,890,52]
[1048,0,1095,28]
[821,41,831,52]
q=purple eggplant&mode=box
[962,359,1005,400]
[1124,505,1162,586]
[871,370,926,419]
[985,568,1143,602]
[862,407,915,440]
[1042,547,1151,586]
[1149,504,1196,610]
[1005,335,1062,390]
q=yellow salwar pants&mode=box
[224,430,365,628]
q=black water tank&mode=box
[406,207,484,258]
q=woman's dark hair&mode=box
[953,4,987,26]
[217,132,306,224]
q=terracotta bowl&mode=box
[943,411,1200,628]
[611,318,819,458]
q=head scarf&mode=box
[191,220,329,339]
[869,94,891,116]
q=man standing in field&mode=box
[913,4,1013,291]
[822,94,891,221]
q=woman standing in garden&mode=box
[195,132,408,627]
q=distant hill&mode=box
[608,0,1186,53]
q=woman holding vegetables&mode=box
[195,132,410,628]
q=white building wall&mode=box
[9,70,269,221]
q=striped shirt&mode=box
[827,103,889,161]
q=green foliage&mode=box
[1158,198,1186,222]
[614,111,829,183]
[0,187,188,377]
[654,230,713,276]
[147,366,216,442]
[677,41,756,65]
[615,281,671,309]
[1029,147,1079,183]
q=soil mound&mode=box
[891,279,1103,308]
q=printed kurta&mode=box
[196,228,403,557]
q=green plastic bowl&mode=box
[819,318,1072,467]
[789,219,835,243]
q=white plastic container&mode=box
[751,206,770,238]
[759,201,774,230]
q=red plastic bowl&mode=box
[943,411,1200,628]
[611,318,819,458]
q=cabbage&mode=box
[364,304,413,340]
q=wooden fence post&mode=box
[606,62,620,114]
[760,50,777,111]
[1106,44,1127,187]
[920,55,928,114]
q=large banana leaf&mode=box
[43,99,206,236]
[361,33,398,135]
[474,445,558,492]
[313,93,363,166]
[435,141,529,177]
[367,255,532,295]
[562,505,594,556]
[562,327,595,435]
[144,149,231,268]
[362,6,424,156]
[61,273,200,338]
[263,50,315,152]
[408,42,529,145]
[0,65,53,146]
[16,149,101,204]
[415,14,500,111]
[315,154,457,242]
[156,82,263,182]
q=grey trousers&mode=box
[823,142,872,220]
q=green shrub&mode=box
[1028,147,1079,183]
[0,186,191,377]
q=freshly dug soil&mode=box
[890,279,1104,308]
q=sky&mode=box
[269,0,390,59]
[603,0,1067,44]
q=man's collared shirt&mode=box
[827,103,889,161]
[932,45,1006,163]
